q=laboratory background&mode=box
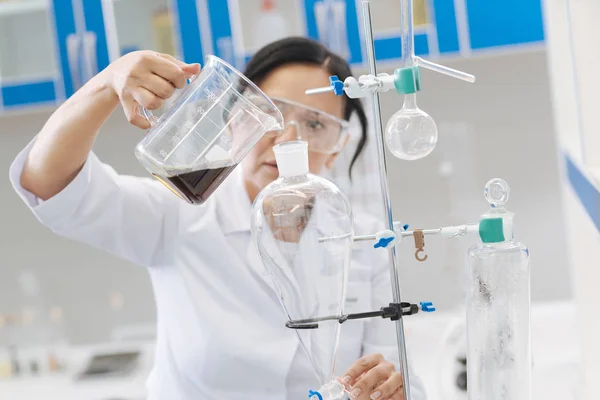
[0,0,597,399]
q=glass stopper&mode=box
[484,178,510,208]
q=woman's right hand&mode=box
[106,51,201,129]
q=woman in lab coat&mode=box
[10,37,425,400]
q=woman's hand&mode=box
[106,50,200,129]
[341,353,404,400]
[22,51,199,200]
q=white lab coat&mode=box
[10,139,426,400]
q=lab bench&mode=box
[0,301,580,400]
[0,342,155,400]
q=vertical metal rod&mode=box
[361,2,412,399]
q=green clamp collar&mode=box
[479,217,505,243]
[393,66,422,95]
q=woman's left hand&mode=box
[340,353,404,400]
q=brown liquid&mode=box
[153,165,237,205]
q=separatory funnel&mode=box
[250,141,353,400]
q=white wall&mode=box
[0,49,571,345]
[543,0,600,398]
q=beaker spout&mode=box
[265,115,284,132]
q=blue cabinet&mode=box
[0,1,77,111]
[303,0,363,65]
[466,0,545,50]
[0,0,546,112]
[0,0,211,111]
[84,0,191,66]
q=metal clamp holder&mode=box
[285,301,434,330]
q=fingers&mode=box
[342,353,385,387]
[146,54,188,88]
[157,53,201,76]
[140,74,177,100]
[120,87,163,129]
[371,371,404,400]
[131,86,164,111]
[120,93,150,130]
[181,62,201,77]
[349,361,395,400]
[157,52,188,68]
[111,50,200,129]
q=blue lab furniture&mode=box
[0,0,545,112]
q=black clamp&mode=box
[382,302,420,320]
[285,302,422,330]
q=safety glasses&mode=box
[264,97,351,154]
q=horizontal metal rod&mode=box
[305,86,334,95]
[319,228,442,243]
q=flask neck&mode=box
[274,140,310,178]
[403,93,418,109]
[479,207,514,244]
[481,239,517,249]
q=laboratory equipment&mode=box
[343,180,531,400]
[466,179,531,400]
[252,1,531,399]
[303,2,476,391]
[315,176,530,400]
[306,1,475,161]
[385,91,437,160]
[250,141,353,399]
[251,141,435,399]
[304,2,442,397]
[135,55,283,205]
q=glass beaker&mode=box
[135,55,284,205]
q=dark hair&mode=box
[243,37,368,179]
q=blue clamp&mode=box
[329,76,345,96]
[373,230,397,249]
[403,224,409,231]
[374,236,395,249]
[420,302,436,312]
[309,390,324,400]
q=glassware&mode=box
[250,141,353,400]
[135,55,284,204]
[466,179,532,400]
[385,93,438,161]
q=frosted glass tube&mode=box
[416,57,476,83]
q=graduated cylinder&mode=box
[466,179,532,400]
